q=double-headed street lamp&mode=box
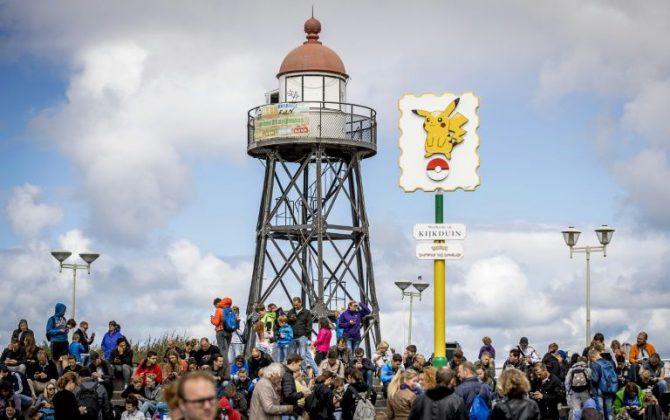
[395,276,430,348]
[561,225,615,347]
[51,251,100,320]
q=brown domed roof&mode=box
[277,16,348,78]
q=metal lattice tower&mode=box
[243,16,381,356]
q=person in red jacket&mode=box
[210,297,233,363]
[134,350,163,385]
[218,395,241,420]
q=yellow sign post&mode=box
[398,92,480,368]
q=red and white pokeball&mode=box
[426,156,450,181]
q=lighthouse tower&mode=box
[245,16,381,355]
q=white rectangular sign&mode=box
[416,242,464,260]
[413,223,466,240]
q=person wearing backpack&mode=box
[589,349,618,420]
[74,367,112,420]
[210,297,236,363]
[341,368,377,420]
[566,357,592,420]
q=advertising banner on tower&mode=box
[253,102,310,141]
[398,92,480,192]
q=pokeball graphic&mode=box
[426,156,450,181]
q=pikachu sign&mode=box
[398,92,480,192]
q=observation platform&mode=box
[247,101,377,161]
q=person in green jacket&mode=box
[613,382,645,419]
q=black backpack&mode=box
[78,383,100,419]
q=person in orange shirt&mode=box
[210,297,233,363]
[628,331,656,364]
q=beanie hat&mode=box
[221,296,233,307]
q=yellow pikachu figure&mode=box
[412,98,468,159]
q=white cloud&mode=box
[0,238,253,345]
[612,149,670,227]
[3,0,669,241]
[5,184,63,239]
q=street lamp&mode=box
[561,225,614,347]
[394,276,430,347]
[51,250,100,320]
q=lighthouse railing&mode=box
[247,101,376,147]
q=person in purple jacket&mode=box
[337,301,371,352]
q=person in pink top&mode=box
[313,317,333,365]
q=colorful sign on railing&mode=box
[253,103,310,140]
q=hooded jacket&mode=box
[46,303,68,343]
[210,297,232,334]
[100,326,124,360]
[409,386,467,420]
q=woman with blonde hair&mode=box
[34,379,57,419]
[491,368,540,419]
[387,369,420,419]
[418,366,438,391]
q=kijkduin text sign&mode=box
[413,223,466,240]
[416,243,464,260]
[398,92,480,192]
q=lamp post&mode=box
[394,276,430,347]
[51,251,100,320]
[561,225,614,347]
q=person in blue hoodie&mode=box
[101,320,124,360]
[45,303,69,367]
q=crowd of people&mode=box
[0,297,668,420]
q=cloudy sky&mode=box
[2,0,670,361]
